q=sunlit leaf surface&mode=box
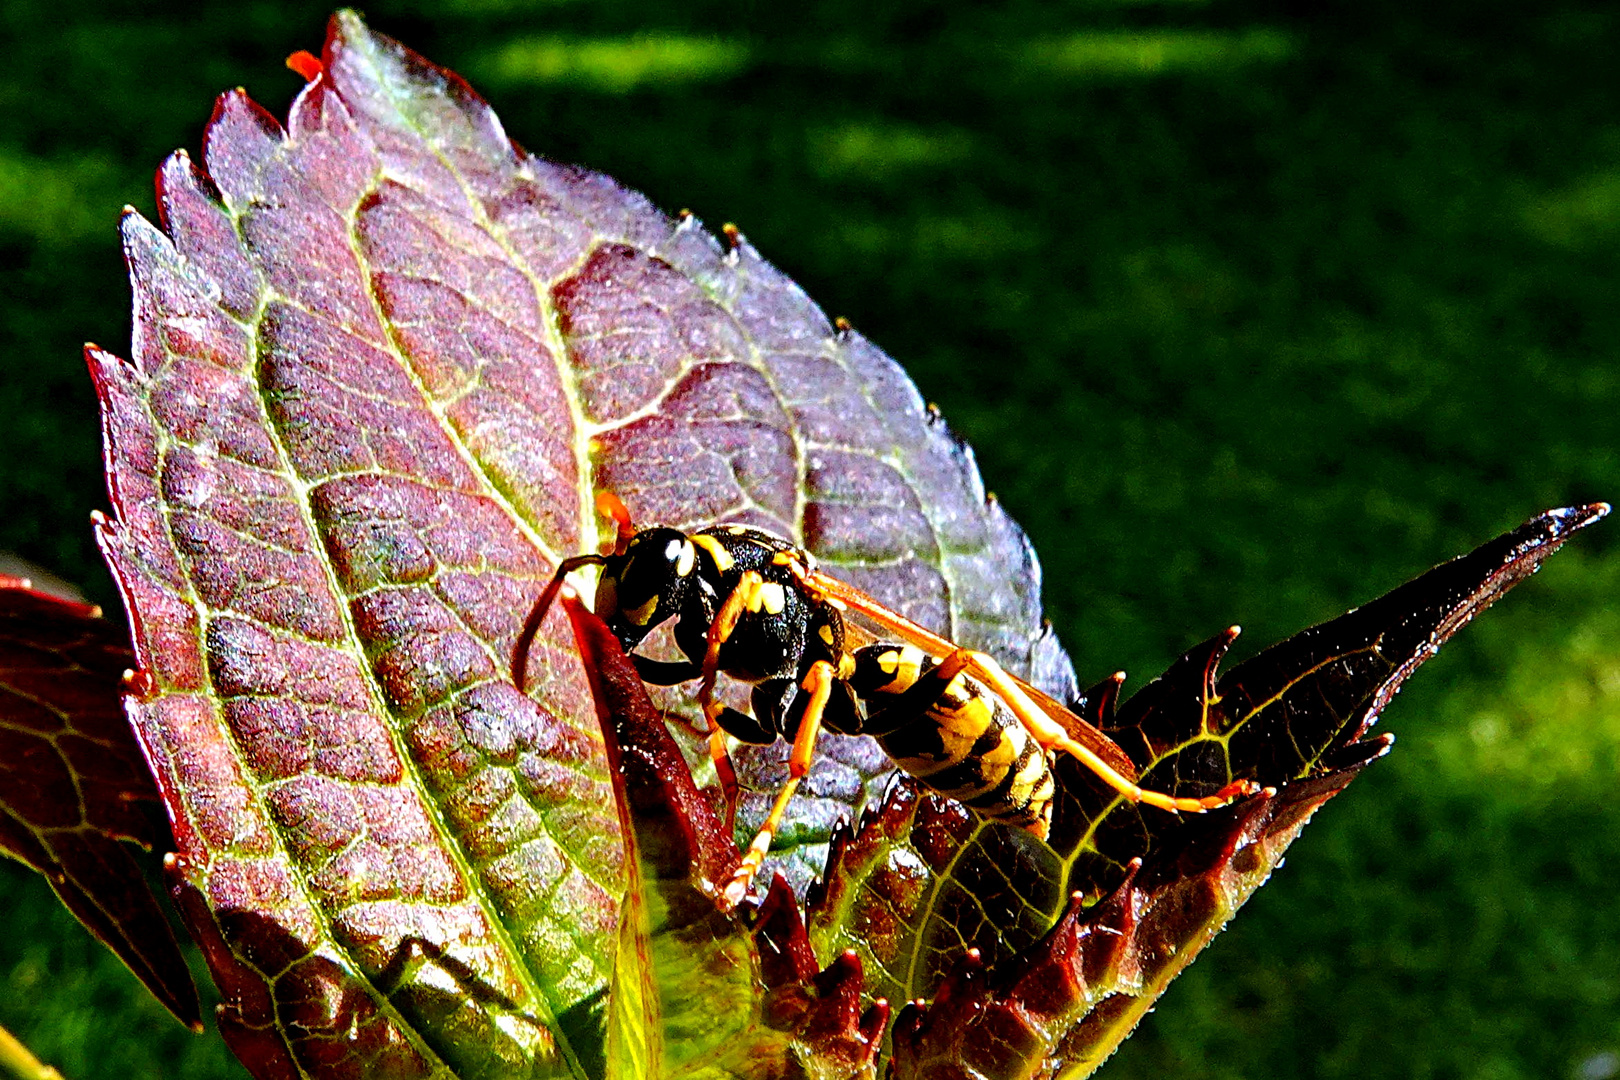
[91,11,1067,1078]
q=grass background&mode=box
[1,0,1617,1077]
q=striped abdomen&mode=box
[848,644,1056,839]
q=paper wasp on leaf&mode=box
[513,493,1255,909]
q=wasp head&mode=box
[595,528,699,649]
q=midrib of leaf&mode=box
[272,37,637,1077]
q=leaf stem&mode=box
[0,1025,65,1080]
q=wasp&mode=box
[513,494,1254,908]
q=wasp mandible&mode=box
[513,493,1255,908]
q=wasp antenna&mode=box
[285,50,324,82]
[595,491,636,555]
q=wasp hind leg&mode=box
[932,649,1257,813]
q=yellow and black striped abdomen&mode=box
[851,645,1056,839]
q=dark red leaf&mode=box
[0,575,199,1029]
[818,503,1605,1077]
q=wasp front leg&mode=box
[512,553,608,692]
[684,570,768,835]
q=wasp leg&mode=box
[720,659,836,910]
[689,570,766,833]
[697,571,765,730]
[631,656,703,686]
[933,650,1257,813]
[701,702,783,837]
[708,726,740,838]
[512,554,608,692]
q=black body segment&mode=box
[848,644,1056,837]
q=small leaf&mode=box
[0,575,200,1029]
[814,503,1606,1078]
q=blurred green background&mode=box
[1,0,1616,1077]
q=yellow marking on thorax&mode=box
[690,533,735,573]
[748,581,787,615]
[818,624,837,646]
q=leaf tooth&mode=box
[1072,858,1143,991]
[922,947,985,1026]
[801,949,870,1056]
[1110,628,1238,757]
[888,1000,928,1070]
[1318,730,1395,772]
[888,949,993,1079]
[752,873,818,990]
[202,88,287,213]
[1073,669,1126,727]
[803,815,851,911]
[859,999,890,1050]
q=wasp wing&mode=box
[805,568,1140,782]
